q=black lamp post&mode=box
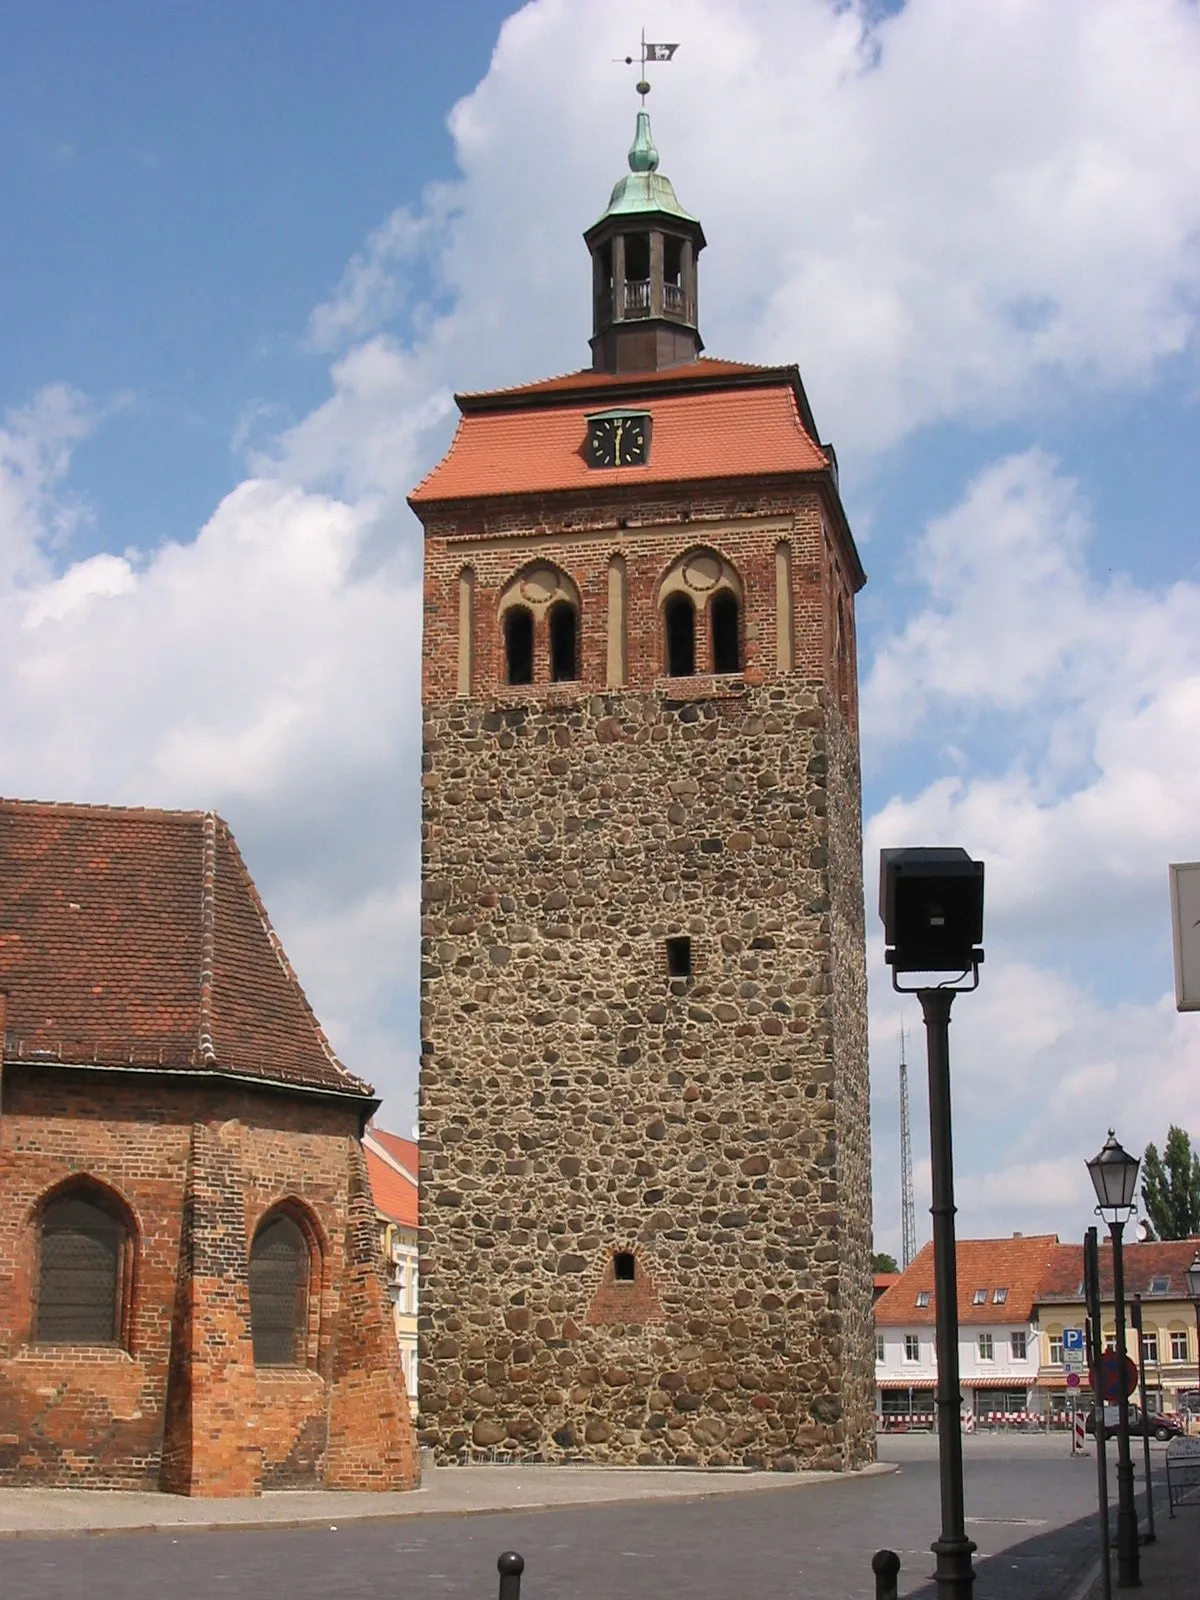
[1186,1252,1200,1433]
[880,847,985,1600]
[1087,1130,1141,1589]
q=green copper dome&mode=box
[594,109,699,227]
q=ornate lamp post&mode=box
[1186,1252,1200,1434]
[1087,1131,1141,1589]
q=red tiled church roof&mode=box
[410,359,830,505]
[1035,1238,1200,1302]
[874,1235,1060,1327]
[0,798,371,1099]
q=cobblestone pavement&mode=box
[0,1434,1146,1600]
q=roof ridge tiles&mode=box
[0,796,209,824]
[197,811,218,1066]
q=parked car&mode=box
[1084,1404,1185,1443]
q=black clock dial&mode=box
[586,412,651,469]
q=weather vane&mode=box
[615,28,679,103]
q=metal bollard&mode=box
[497,1550,524,1600]
[872,1548,901,1600]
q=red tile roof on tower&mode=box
[0,798,371,1100]
[1035,1237,1200,1302]
[409,358,831,505]
[874,1235,1061,1327]
[364,1129,418,1228]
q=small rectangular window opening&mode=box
[625,232,650,282]
[613,1251,636,1282]
[665,936,692,978]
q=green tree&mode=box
[1141,1126,1200,1240]
[872,1251,899,1274]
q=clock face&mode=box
[586,412,651,469]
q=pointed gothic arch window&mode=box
[504,606,534,686]
[249,1211,310,1367]
[548,600,578,682]
[36,1186,133,1345]
[664,592,695,677]
[711,590,740,674]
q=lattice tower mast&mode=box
[899,1021,917,1269]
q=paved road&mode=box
[2,1433,1148,1600]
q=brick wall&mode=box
[0,1067,418,1494]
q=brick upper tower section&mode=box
[411,360,864,710]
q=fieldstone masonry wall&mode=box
[419,677,875,1468]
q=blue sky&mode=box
[2,0,1198,1258]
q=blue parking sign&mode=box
[1063,1328,1085,1352]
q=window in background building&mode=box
[992,1287,1008,1305]
[904,1334,920,1362]
[915,1291,931,1308]
[876,1334,884,1363]
[978,1333,994,1361]
[973,1288,987,1305]
[1049,1333,1064,1365]
[1172,1330,1190,1363]
[1104,1331,1117,1353]
[1142,1330,1159,1364]
[1011,1331,1028,1360]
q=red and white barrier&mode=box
[1074,1413,1086,1451]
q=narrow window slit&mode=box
[664,593,695,677]
[504,607,534,685]
[711,591,740,674]
[548,601,578,682]
[613,1251,636,1282]
[665,936,692,978]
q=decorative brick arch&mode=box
[657,546,744,677]
[497,561,583,686]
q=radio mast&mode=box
[899,1021,917,1269]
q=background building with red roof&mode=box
[364,1127,419,1400]
[874,1235,1060,1427]
[0,799,418,1495]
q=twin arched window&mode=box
[500,564,580,686]
[660,550,742,678]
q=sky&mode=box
[2,0,1199,1261]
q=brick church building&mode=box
[0,799,418,1495]
[412,104,874,1469]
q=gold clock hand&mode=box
[613,418,624,461]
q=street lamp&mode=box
[1087,1130,1141,1589]
[881,847,985,1600]
[1186,1252,1200,1436]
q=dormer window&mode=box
[992,1287,1008,1305]
[1150,1275,1170,1294]
[973,1288,987,1305]
[915,1290,931,1308]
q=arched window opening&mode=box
[711,591,740,674]
[249,1212,309,1367]
[548,601,578,682]
[36,1192,128,1344]
[624,232,651,316]
[664,592,695,677]
[504,606,534,686]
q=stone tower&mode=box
[411,106,874,1471]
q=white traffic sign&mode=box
[1170,863,1200,1011]
[1064,1351,1085,1373]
